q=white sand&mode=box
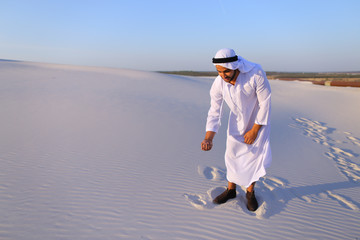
[0,60,359,239]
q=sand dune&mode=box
[0,61,359,239]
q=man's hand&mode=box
[201,131,216,151]
[201,139,213,151]
[244,124,262,145]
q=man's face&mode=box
[216,65,236,83]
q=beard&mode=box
[224,71,237,82]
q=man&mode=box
[201,48,271,212]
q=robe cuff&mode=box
[206,121,220,133]
[206,127,219,133]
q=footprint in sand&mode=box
[255,176,289,202]
[326,191,359,211]
[291,117,360,183]
[324,152,360,182]
[183,193,209,210]
[184,167,228,209]
[184,187,229,210]
[289,117,335,146]
[260,176,288,191]
[347,135,360,147]
[197,165,226,181]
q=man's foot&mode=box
[246,191,258,211]
[213,188,236,204]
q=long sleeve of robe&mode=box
[205,64,272,187]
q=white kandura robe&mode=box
[206,63,272,188]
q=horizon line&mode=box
[1,59,359,74]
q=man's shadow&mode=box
[249,179,360,219]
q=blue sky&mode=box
[1,0,359,72]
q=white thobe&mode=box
[206,64,272,188]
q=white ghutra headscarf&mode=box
[212,48,256,73]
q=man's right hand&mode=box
[201,139,213,151]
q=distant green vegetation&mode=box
[266,72,360,80]
[158,71,360,81]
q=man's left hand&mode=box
[244,124,262,145]
[244,129,258,144]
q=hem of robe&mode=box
[226,162,269,188]
[226,165,268,188]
